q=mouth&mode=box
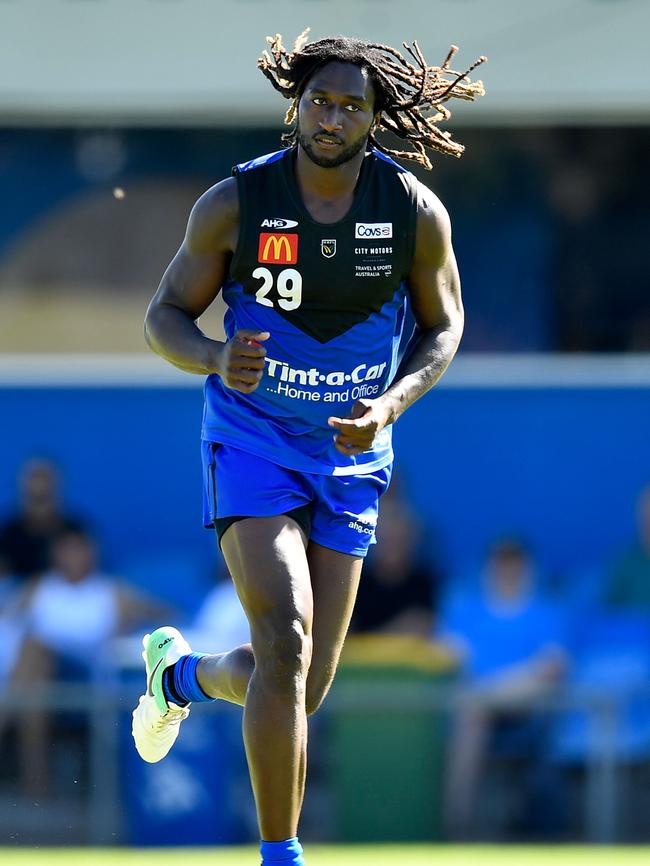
[313,135,343,148]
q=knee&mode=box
[254,618,313,694]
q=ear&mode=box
[371,112,382,132]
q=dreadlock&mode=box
[257,29,486,170]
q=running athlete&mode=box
[132,31,485,866]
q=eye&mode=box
[345,104,361,112]
[312,97,327,105]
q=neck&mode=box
[294,144,366,201]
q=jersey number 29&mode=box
[252,267,302,311]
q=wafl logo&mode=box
[321,239,336,258]
[257,233,299,265]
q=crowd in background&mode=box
[1,456,649,841]
[1,117,649,848]
[1,126,649,354]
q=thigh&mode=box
[220,515,314,645]
[305,541,364,713]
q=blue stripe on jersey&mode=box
[234,150,286,173]
[368,148,410,173]
[237,148,408,176]
[202,278,410,476]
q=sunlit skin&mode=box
[144,50,463,846]
[294,62,380,216]
[297,61,379,169]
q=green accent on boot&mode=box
[143,626,191,716]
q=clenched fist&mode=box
[214,329,269,393]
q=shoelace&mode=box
[153,707,188,733]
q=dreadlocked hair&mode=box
[257,29,486,170]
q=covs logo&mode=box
[258,233,299,265]
[355,222,392,239]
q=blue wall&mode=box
[395,387,650,575]
[1,384,648,603]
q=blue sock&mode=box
[162,652,215,706]
[260,837,304,865]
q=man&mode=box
[3,528,165,797]
[440,539,567,838]
[132,31,485,865]
[0,458,85,582]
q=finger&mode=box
[333,439,366,456]
[229,369,263,385]
[333,426,372,446]
[235,343,268,359]
[230,378,261,393]
[349,400,373,420]
[231,356,266,370]
[327,416,361,430]
[335,433,372,449]
[329,419,375,440]
[235,329,270,344]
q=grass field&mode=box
[1,847,650,866]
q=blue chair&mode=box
[551,611,650,763]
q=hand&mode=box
[214,329,269,393]
[328,398,391,456]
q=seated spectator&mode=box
[3,528,167,797]
[0,458,85,583]
[440,538,568,840]
[607,484,650,610]
[350,482,441,637]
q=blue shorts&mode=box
[201,441,392,558]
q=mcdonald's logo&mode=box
[258,232,299,265]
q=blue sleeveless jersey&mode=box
[202,147,418,475]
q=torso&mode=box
[202,147,419,475]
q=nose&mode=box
[319,105,343,133]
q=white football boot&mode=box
[131,626,192,763]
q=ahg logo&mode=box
[347,519,375,535]
[261,218,299,229]
[258,233,299,264]
[355,222,393,239]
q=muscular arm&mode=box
[380,183,463,425]
[144,178,236,373]
[145,178,268,389]
[328,183,463,454]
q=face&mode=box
[53,534,96,582]
[297,61,377,169]
[488,547,531,599]
[20,459,59,515]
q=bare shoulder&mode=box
[407,178,460,301]
[414,179,452,255]
[186,176,240,255]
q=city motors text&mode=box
[265,357,387,402]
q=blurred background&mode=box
[1,0,649,852]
